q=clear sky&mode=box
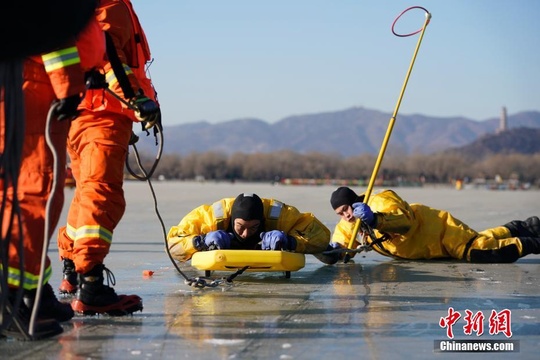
[133,0,540,125]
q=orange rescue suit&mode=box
[57,0,158,274]
[0,17,105,290]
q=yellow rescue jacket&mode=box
[332,189,479,260]
[168,197,331,262]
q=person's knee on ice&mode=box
[468,246,520,263]
[464,234,540,263]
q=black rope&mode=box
[126,138,188,277]
[125,126,163,181]
[226,266,249,282]
[129,135,241,289]
[30,101,63,335]
[184,266,249,288]
[0,58,31,339]
[333,222,391,263]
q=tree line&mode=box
[128,150,540,188]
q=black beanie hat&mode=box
[231,193,264,221]
[330,187,360,209]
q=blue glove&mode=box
[352,202,375,227]
[204,230,232,250]
[260,230,296,250]
[329,242,343,250]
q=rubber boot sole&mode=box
[58,279,78,295]
[71,295,143,316]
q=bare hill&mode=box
[445,127,540,159]
[140,107,540,157]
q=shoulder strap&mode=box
[104,31,136,99]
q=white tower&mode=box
[497,106,507,134]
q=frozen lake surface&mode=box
[3,181,539,359]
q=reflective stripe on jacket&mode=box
[39,16,106,100]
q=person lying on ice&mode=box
[326,186,540,264]
[167,193,331,263]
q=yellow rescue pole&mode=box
[345,7,431,261]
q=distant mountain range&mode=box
[446,127,540,159]
[139,107,540,157]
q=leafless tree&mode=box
[144,150,540,188]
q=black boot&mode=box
[23,283,74,322]
[504,216,540,238]
[520,237,540,256]
[58,258,78,295]
[71,264,143,316]
[1,289,63,340]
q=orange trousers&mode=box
[1,59,69,290]
[57,110,132,274]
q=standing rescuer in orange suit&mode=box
[56,0,160,316]
[1,1,105,339]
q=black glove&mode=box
[85,70,108,89]
[54,94,82,121]
[130,93,160,130]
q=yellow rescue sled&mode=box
[191,250,305,278]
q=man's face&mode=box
[233,218,261,239]
[335,204,355,223]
